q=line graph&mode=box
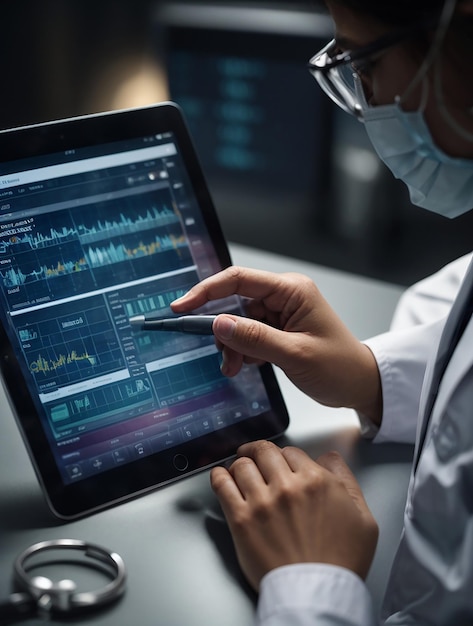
[85,232,187,268]
[19,296,124,391]
[30,349,97,375]
[0,186,192,308]
[2,255,88,287]
[77,204,180,244]
[0,224,77,253]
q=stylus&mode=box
[129,314,217,335]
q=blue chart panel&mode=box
[151,354,227,407]
[18,296,124,392]
[46,376,155,438]
[0,213,96,309]
[123,286,188,318]
[0,187,193,311]
[107,270,208,364]
[136,327,212,363]
[75,189,193,285]
[128,284,200,360]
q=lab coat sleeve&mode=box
[389,252,471,330]
[361,318,446,444]
[357,255,471,443]
[257,564,376,626]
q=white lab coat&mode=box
[256,253,473,625]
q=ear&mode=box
[457,1,473,16]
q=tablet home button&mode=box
[173,454,189,472]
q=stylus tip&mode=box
[129,315,145,326]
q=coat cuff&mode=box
[257,563,375,626]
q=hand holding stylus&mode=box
[171,266,382,426]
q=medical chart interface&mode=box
[0,132,271,484]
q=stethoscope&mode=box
[0,539,126,622]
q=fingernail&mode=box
[214,316,236,341]
[171,289,192,304]
[220,352,229,376]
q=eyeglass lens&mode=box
[310,49,360,115]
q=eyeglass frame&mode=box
[307,18,438,116]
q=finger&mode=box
[316,451,371,514]
[220,346,244,377]
[245,299,283,330]
[281,447,369,514]
[171,266,287,312]
[227,455,268,498]
[235,440,293,484]
[212,314,297,370]
[210,466,246,514]
[281,445,317,472]
[217,332,261,377]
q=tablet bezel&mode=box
[0,103,289,519]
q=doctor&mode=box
[172,0,473,623]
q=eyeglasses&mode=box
[308,22,436,117]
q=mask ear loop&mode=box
[433,57,473,142]
[395,0,457,107]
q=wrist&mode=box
[351,344,383,427]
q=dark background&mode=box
[2,0,472,286]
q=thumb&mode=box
[213,314,293,369]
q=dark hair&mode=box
[327,0,473,79]
[328,0,448,27]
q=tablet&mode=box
[0,103,289,519]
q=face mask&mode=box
[355,77,473,219]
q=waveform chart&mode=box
[18,297,124,391]
[0,188,193,310]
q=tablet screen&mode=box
[0,104,289,518]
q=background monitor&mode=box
[155,1,473,286]
[155,2,335,255]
